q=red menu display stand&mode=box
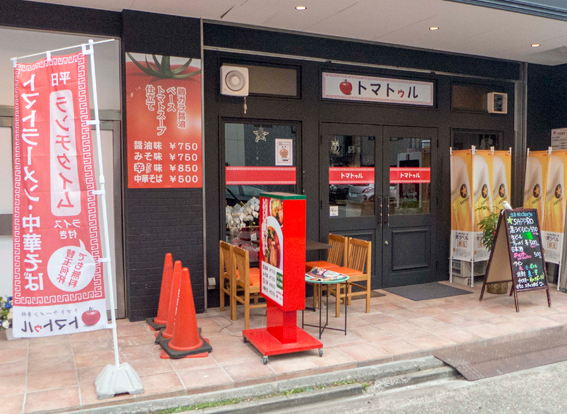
[243,193,323,364]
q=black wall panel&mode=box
[121,10,201,57]
[0,0,121,36]
[527,63,567,151]
[204,23,521,81]
[121,12,204,319]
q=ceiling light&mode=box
[295,6,307,10]
[429,26,439,31]
[532,43,540,48]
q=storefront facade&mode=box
[0,1,565,320]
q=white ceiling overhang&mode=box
[25,0,567,65]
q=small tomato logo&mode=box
[339,80,352,95]
[82,308,101,326]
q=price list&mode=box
[506,210,546,291]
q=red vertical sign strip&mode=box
[126,53,203,188]
[13,52,106,338]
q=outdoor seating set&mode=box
[305,234,372,316]
[219,233,372,329]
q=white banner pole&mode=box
[83,39,120,368]
[84,39,143,399]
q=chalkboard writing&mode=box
[504,209,547,291]
[480,208,550,312]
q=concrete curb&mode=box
[62,356,444,414]
[198,383,364,414]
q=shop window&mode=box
[388,137,431,215]
[224,122,298,262]
[329,135,375,217]
[452,83,504,112]
[230,64,299,97]
[452,129,502,150]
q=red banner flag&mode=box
[13,52,106,338]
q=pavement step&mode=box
[67,357,449,414]
[369,366,459,393]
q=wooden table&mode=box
[306,239,332,251]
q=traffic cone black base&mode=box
[159,336,212,359]
[145,317,166,331]
[155,327,201,345]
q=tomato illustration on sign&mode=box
[125,53,202,188]
[339,80,352,95]
[82,308,101,326]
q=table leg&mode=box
[325,283,330,334]
[319,282,323,339]
[344,281,348,335]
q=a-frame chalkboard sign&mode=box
[480,209,551,312]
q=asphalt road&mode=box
[270,361,567,414]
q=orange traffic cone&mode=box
[155,260,182,344]
[146,253,174,330]
[160,267,212,359]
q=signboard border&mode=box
[480,208,551,312]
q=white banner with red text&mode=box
[13,52,106,338]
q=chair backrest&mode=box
[219,241,233,279]
[347,238,371,275]
[233,245,251,286]
[327,233,347,266]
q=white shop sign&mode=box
[322,72,434,107]
[552,128,567,150]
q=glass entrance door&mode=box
[321,123,382,288]
[382,126,437,287]
[321,124,438,289]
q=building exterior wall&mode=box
[0,0,554,321]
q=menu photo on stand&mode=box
[261,197,284,306]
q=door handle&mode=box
[384,240,389,245]
[378,196,382,225]
[383,197,389,224]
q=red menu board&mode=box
[126,53,202,188]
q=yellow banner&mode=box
[493,151,512,215]
[523,151,549,229]
[542,150,567,264]
[451,150,473,260]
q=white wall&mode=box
[0,126,12,297]
[0,28,121,110]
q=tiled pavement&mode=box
[2,281,567,414]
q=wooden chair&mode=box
[305,233,348,271]
[330,238,372,316]
[305,234,348,308]
[232,246,266,330]
[219,241,235,320]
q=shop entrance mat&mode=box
[382,282,472,301]
[434,328,567,381]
